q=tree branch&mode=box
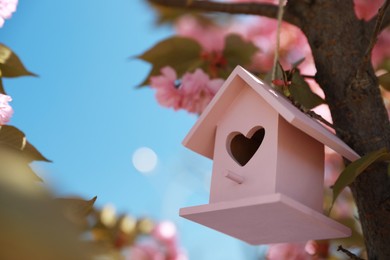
[148,0,301,26]
[337,245,365,260]
[371,2,390,31]
[381,14,390,31]
[362,0,390,69]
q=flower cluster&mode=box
[148,0,390,116]
[149,0,315,115]
[0,93,13,125]
[266,242,314,260]
[89,204,187,260]
[128,221,187,260]
[0,0,18,28]
[150,67,224,114]
[175,15,227,53]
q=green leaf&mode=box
[0,125,26,151]
[0,126,49,182]
[0,125,50,162]
[378,72,390,91]
[136,37,203,87]
[289,70,325,109]
[378,58,390,71]
[56,196,97,229]
[223,34,258,71]
[57,196,97,220]
[0,44,37,78]
[277,61,288,93]
[275,61,288,83]
[330,148,390,212]
[0,185,95,259]
[0,148,43,182]
[23,141,51,163]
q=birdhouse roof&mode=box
[183,66,359,161]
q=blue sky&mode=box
[0,1,262,259]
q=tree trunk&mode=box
[287,1,390,259]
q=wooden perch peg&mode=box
[224,170,245,184]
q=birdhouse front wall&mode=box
[209,84,279,203]
[275,117,325,212]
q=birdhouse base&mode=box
[180,193,351,245]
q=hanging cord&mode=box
[271,0,286,85]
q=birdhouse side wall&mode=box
[209,84,279,203]
[275,116,325,212]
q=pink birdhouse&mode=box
[179,66,360,245]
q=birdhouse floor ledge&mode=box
[179,193,351,245]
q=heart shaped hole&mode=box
[227,127,265,166]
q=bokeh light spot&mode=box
[132,147,158,173]
[156,221,176,240]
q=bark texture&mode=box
[149,0,390,258]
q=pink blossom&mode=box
[127,221,187,260]
[150,67,182,110]
[230,15,314,73]
[174,16,230,77]
[175,1,315,74]
[372,29,390,67]
[150,67,224,114]
[0,0,18,28]
[156,0,390,118]
[354,0,383,21]
[153,221,179,258]
[324,151,344,187]
[180,69,224,114]
[153,221,177,244]
[267,243,313,260]
[354,0,390,69]
[304,240,317,256]
[128,244,165,260]
[229,0,390,71]
[0,93,13,125]
[151,221,188,260]
[175,15,227,53]
[230,0,388,70]
[305,240,330,258]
